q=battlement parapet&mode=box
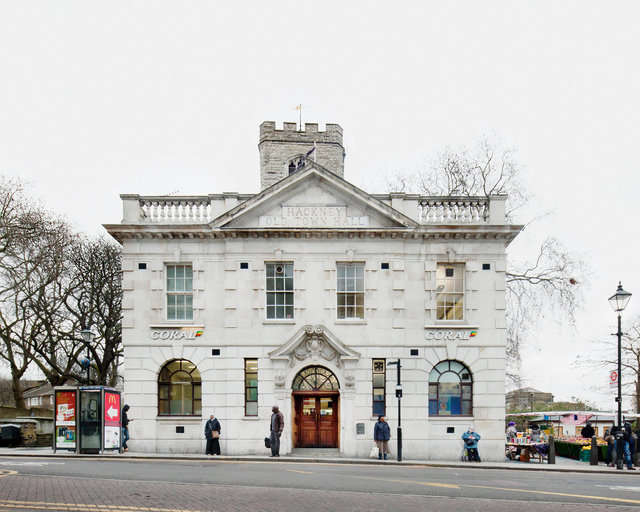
[259,121,343,145]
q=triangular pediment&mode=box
[211,163,418,230]
[269,324,361,368]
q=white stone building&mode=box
[104,121,522,461]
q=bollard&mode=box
[590,436,599,465]
[548,434,555,464]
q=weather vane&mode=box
[294,104,302,130]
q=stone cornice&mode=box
[103,223,523,245]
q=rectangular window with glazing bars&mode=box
[266,263,294,319]
[337,263,364,319]
[167,264,193,321]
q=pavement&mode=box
[0,446,631,474]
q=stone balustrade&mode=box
[141,198,212,223]
[122,196,213,223]
[418,198,489,224]
[120,194,506,225]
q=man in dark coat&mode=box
[270,405,284,457]
[373,415,391,460]
[204,414,221,455]
[611,419,635,469]
[122,404,131,452]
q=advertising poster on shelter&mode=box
[104,391,121,450]
[55,390,76,449]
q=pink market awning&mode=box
[560,414,593,425]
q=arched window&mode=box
[428,360,472,416]
[158,359,202,416]
[292,366,339,391]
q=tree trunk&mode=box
[11,366,25,409]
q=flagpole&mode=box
[299,104,302,131]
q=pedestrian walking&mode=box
[270,405,284,457]
[610,418,635,469]
[204,414,221,455]
[373,415,391,460]
[604,427,615,466]
[122,404,131,452]
[462,426,481,462]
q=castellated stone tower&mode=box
[259,121,345,190]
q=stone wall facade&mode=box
[105,121,521,461]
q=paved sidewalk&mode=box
[0,446,630,474]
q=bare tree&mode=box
[577,318,640,414]
[24,236,123,388]
[0,178,60,407]
[0,178,123,402]
[65,237,123,387]
[386,135,588,385]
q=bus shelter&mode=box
[53,386,122,454]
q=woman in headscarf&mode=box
[462,426,481,462]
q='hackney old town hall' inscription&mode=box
[259,205,369,228]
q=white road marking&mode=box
[0,461,65,467]
[595,485,640,492]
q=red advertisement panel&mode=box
[104,392,121,425]
[55,390,76,449]
[55,391,76,425]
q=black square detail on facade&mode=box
[445,267,454,277]
[381,262,389,270]
[212,349,221,356]
[176,426,185,434]
[240,262,249,269]
[356,423,365,435]
[410,349,419,356]
[482,263,491,270]
[138,263,147,270]
[446,427,455,434]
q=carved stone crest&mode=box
[345,371,355,387]
[289,326,341,367]
[274,372,286,388]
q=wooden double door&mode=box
[294,393,339,448]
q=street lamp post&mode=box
[608,282,632,470]
[388,359,403,462]
[80,326,94,386]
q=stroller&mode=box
[461,441,469,462]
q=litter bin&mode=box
[0,424,21,447]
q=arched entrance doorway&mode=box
[292,366,339,448]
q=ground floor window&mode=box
[158,359,202,415]
[292,366,339,391]
[372,359,385,416]
[428,360,472,416]
[245,358,258,416]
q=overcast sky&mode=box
[1,1,639,409]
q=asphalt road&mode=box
[1,457,640,511]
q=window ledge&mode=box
[428,416,474,420]
[425,324,477,329]
[262,320,296,325]
[150,323,205,329]
[334,320,367,325]
[241,416,261,421]
[156,416,203,422]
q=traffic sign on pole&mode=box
[610,370,619,389]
